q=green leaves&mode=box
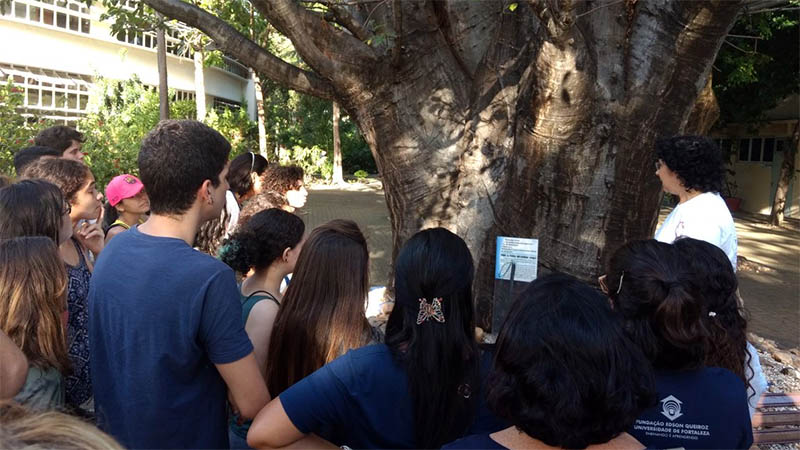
[507,2,518,12]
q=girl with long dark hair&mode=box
[673,237,767,417]
[264,219,375,398]
[603,239,752,449]
[247,227,504,449]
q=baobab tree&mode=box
[139,0,777,328]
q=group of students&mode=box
[0,123,765,450]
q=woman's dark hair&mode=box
[606,239,709,370]
[488,273,656,448]
[22,158,91,204]
[673,238,751,389]
[266,220,371,397]
[0,179,67,243]
[227,152,268,198]
[656,135,725,194]
[238,191,288,227]
[13,146,61,175]
[385,228,479,448]
[261,165,304,195]
[34,126,84,153]
[194,207,231,256]
[102,201,119,233]
[138,120,230,215]
[219,208,304,274]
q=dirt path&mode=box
[304,182,800,349]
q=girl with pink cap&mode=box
[103,174,150,244]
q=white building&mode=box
[0,0,256,124]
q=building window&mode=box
[2,0,90,34]
[213,97,241,112]
[735,137,780,163]
[0,64,92,124]
[173,90,195,102]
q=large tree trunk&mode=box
[142,0,745,330]
[770,121,799,226]
[156,13,169,121]
[332,101,344,185]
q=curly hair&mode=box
[488,273,656,449]
[261,165,304,195]
[656,135,725,194]
[34,126,84,153]
[606,239,709,370]
[673,238,751,392]
[237,191,288,227]
[227,152,268,198]
[219,208,304,274]
[21,157,91,204]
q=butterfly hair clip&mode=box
[416,297,445,325]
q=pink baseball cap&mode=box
[106,174,144,206]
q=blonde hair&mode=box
[0,237,70,372]
[0,400,123,449]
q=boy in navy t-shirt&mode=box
[88,120,268,448]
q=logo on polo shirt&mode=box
[660,395,683,421]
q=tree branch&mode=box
[326,5,374,42]
[524,0,563,39]
[141,0,336,100]
[249,0,377,79]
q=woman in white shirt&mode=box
[653,136,737,269]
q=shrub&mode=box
[279,145,332,181]
[354,169,369,179]
[0,79,51,176]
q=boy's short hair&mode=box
[138,120,231,215]
[13,146,61,175]
[34,126,85,153]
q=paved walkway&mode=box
[304,182,800,349]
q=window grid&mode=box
[213,97,241,112]
[2,0,90,34]
[1,65,92,121]
[724,137,784,164]
[173,90,195,102]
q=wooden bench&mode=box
[752,392,800,445]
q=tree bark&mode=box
[332,101,344,185]
[686,74,720,135]
[769,121,799,226]
[193,48,206,121]
[156,13,169,121]
[142,0,746,330]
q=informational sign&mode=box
[494,236,539,283]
